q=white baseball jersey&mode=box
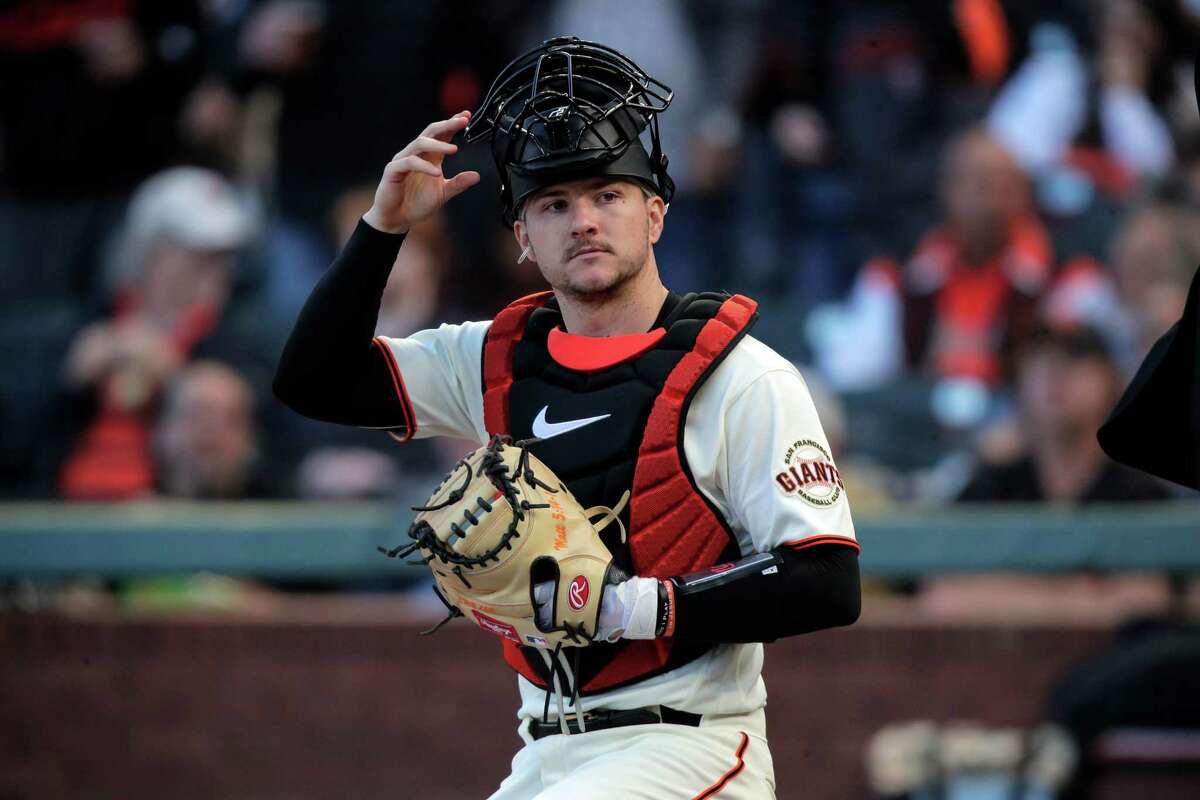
[377,322,857,724]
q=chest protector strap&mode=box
[482,291,758,693]
[482,290,555,436]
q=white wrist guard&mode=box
[596,576,661,642]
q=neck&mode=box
[555,256,669,336]
[1031,427,1107,502]
[956,221,1012,267]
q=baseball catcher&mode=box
[276,35,862,799]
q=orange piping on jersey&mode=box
[953,0,1010,86]
[372,337,415,442]
[691,732,750,800]
[783,535,861,553]
[547,326,667,373]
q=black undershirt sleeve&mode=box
[272,219,410,428]
[668,544,861,644]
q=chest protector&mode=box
[482,289,758,695]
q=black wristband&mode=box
[655,580,670,637]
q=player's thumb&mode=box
[444,170,481,201]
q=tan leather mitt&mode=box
[381,435,628,649]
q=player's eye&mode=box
[598,191,619,203]
[544,199,567,213]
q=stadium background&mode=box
[1,1,1199,797]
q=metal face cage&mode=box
[465,36,675,225]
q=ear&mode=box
[512,220,536,264]
[646,195,666,245]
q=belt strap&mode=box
[529,705,702,740]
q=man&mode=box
[959,324,1171,504]
[924,324,1176,626]
[807,128,1050,401]
[154,361,281,499]
[274,37,859,798]
[56,167,260,500]
[901,128,1051,388]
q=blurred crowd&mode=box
[1,0,1198,508]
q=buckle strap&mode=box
[529,705,702,740]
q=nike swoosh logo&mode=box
[531,406,611,440]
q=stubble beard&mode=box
[551,222,651,304]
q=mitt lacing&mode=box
[537,643,588,735]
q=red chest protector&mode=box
[482,289,758,694]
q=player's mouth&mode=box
[568,244,612,260]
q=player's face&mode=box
[514,178,664,301]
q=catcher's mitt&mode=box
[381,435,628,650]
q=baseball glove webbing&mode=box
[379,435,629,734]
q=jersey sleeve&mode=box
[374,320,491,444]
[719,367,858,555]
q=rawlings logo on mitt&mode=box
[380,435,628,649]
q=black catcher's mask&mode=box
[464,36,675,227]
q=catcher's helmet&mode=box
[465,36,675,226]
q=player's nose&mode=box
[569,201,600,237]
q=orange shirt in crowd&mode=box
[870,215,1053,386]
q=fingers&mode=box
[443,170,480,200]
[394,136,458,161]
[386,155,441,180]
[420,110,472,143]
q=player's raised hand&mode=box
[363,111,481,234]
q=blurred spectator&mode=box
[0,0,210,306]
[904,129,1050,387]
[1041,203,1200,376]
[1039,255,1127,358]
[988,0,1185,181]
[959,325,1171,504]
[986,1,1200,261]
[809,128,1050,403]
[214,0,528,321]
[46,167,275,500]
[728,0,1020,320]
[153,360,283,499]
[1110,205,1200,361]
[923,325,1182,625]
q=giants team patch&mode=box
[775,439,845,508]
[471,610,521,643]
